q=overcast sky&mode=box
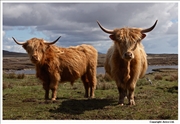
[2,2,178,54]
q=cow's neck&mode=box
[115,49,132,83]
[122,59,131,83]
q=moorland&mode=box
[2,50,178,120]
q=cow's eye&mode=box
[116,35,120,40]
[118,41,123,44]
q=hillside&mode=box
[3,50,28,57]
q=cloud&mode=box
[3,31,5,36]
[2,2,178,54]
[143,33,178,54]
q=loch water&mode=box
[6,65,178,75]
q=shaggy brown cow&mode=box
[12,37,97,100]
[97,20,158,105]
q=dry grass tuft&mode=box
[4,72,25,79]
[154,74,163,80]
[166,74,178,82]
[17,73,25,79]
[7,72,17,79]
[96,74,115,90]
[3,82,13,89]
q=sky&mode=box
[2,1,178,54]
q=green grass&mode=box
[3,70,178,120]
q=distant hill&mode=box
[98,52,105,54]
[3,50,177,57]
[3,50,106,57]
[3,50,28,57]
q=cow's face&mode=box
[110,28,145,60]
[97,20,157,60]
[22,38,46,64]
[12,36,61,64]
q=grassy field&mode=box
[2,69,178,120]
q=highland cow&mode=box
[97,20,158,105]
[12,36,97,100]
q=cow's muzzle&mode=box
[31,55,38,63]
[124,52,134,60]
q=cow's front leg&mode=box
[51,89,57,101]
[118,87,127,106]
[43,82,50,100]
[50,81,59,101]
[45,90,49,100]
[128,83,136,105]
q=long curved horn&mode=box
[97,21,114,34]
[12,37,26,45]
[45,36,61,45]
[141,20,158,33]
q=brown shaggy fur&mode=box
[101,27,154,105]
[14,37,97,100]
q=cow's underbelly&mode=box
[59,68,85,83]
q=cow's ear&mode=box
[22,43,27,50]
[40,42,43,46]
[40,42,47,52]
[142,34,146,39]
[109,35,116,41]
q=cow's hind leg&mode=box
[81,75,89,98]
[86,67,97,98]
[89,77,96,98]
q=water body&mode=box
[7,65,178,75]
[97,65,178,74]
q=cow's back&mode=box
[138,45,148,78]
[104,45,116,78]
[59,44,97,82]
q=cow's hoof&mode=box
[129,100,135,105]
[88,96,95,99]
[118,101,124,106]
[90,95,95,98]
[44,100,51,104]
[124,96,128,99]
[84,94,89,98]
[51,98,56,101]
[118,103,124,106]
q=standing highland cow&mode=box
[97,20,157,105]
[12,36,97,100]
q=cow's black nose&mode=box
[125,52,132,57]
